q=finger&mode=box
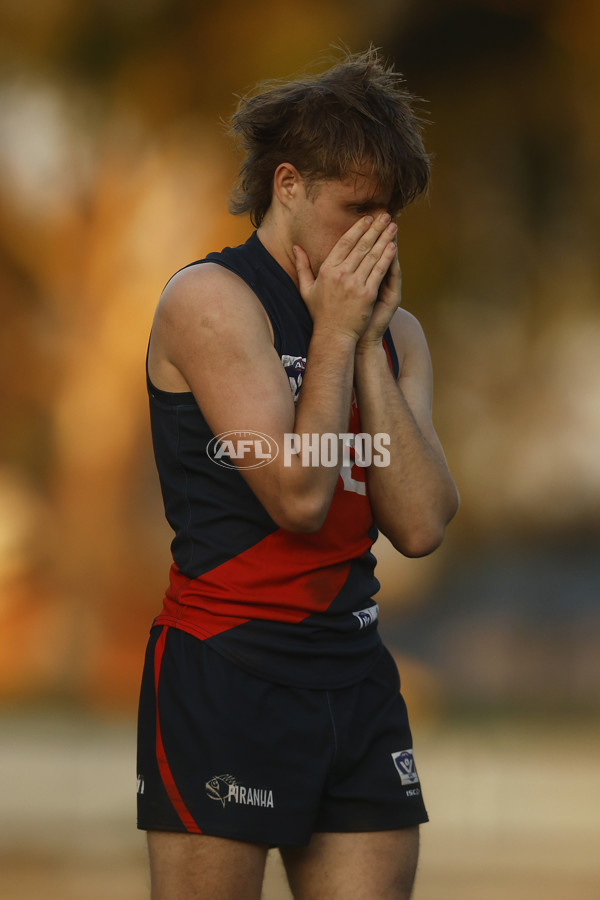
[364,240,398,294]
[355,220,398,281]
[292,245,315,298]
[387,254,402,303]
[341,214,397,273]
[382,252,401,289]
[326,215,376,267]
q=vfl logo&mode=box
[392,750,420,786]
[206,774,237,808]
[207,431,279,469]
[281,354,306,403]
[352,604,379,629]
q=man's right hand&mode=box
[292,213,398,343]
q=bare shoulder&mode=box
[389,307,428,349]
[155,262,271,338]
[388,307,432,373]
[149,262,273,392]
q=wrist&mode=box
[354,340,389,384]
[355,336,386,360]
[310,323,360,351]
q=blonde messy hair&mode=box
[228,47,430,227]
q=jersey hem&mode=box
[151,618,384,690]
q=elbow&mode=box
[400,484,460,555]
[377,475,459,556]
[386,501,458,558]
[270,495,329,534]
[276,513,327,534]
[393,526,446,558]
[252,472,333,534]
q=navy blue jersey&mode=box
[148,232,399,688]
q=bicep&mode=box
[159,264,296,437]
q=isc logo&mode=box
[207,431,279,469]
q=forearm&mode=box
[279,327,358,528]
[354,345,458,556]
[272,211,400,530]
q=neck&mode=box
[256,212,299,287]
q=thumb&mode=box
[292,245,315,298]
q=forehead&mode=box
[318,172,391,207]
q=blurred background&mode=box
[1,0,599,897]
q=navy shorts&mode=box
[137,625,428,846]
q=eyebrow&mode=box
[347,196,391,209]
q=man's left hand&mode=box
[356,253,402,352]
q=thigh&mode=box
[280,827,420,900]
[148,830,268,900]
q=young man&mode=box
[137,48,459,900]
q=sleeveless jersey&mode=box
[148,231,400,688]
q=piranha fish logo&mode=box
[205,774,237,807]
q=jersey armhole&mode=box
[382,328,400,379]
